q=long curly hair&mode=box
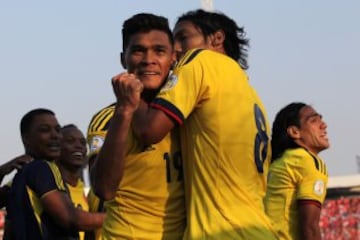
[176,9,250,70]
[271,102,306,162]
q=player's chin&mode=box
[70,156,87,166]
[141,77,164,90]
[319,140,330,150]
[45,150,61,161]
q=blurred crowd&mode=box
[1,194,360,239]
[320,196,360,240]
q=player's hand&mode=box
[0,154,33,176]
[111,73,144,114]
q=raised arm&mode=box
[90,73,143,200]
[0,154,32,184]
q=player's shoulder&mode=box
[26,158,50,170]
[90,103,116,120]
[88,102,115,133]
[176,48,204,67]
[274,148,310,169]
[284,148,325,172]
[284,148,312,160]
[177,48,229,67]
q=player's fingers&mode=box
[111,73,129,95]
[133,79,144,92]
[14,163,23,170]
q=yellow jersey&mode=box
[89,105,186,240]
[151,49,276,239]
[67,179,89,240]
[265,148,328,240]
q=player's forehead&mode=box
[299,105,321,121]
[173,21,202,36]
[31,114,59,129]
[62,127,84,139]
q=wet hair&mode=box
[20,108,55,136]
[176,9,249,69]
[271,102,307,162]
[122,13,174,51]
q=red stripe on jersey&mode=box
[149,103,183,125]
[298,199,322,209]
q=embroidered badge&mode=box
[160,71,178,93]
[313,180,325,196]
[88,135,104,154]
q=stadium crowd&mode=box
[320,196,360,239]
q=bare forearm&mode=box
[301,226,321,240]
[0,162,13,183]
[132,99,152,144]
[0,155,32,184]
[90,106,133,200]
[73,210,105,231]
[298,201,322,240]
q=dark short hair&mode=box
[122,13,174,51]
[20,108,55,136]
[271,102,307,161]
[62,124,78,131]
[176,9,249,69]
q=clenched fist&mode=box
[111,73,144,114]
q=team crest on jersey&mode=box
[160,71,178,93]
[313,179,325,196]
[88,135,104,154]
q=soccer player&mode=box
[89,13,185,239]
[265,102,329,240]
[56,124,90,240]
[111,9,277,240]
[6,108,104,240]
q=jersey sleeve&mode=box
[294,153,327,203]
[87,104,115,158]
[26,160,67,197]
[150,49,209,125]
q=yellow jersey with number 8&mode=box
[151,49,277,239]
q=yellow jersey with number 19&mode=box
[150,49,277,239]
[92,105,186,240]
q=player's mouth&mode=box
[72,151,85,157]
[138,71,159,76]
[47,143,61,152]
[320,132,328,140]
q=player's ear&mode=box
[120,52,126,69]
[287,125,300,139]
[211,30,225,51]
